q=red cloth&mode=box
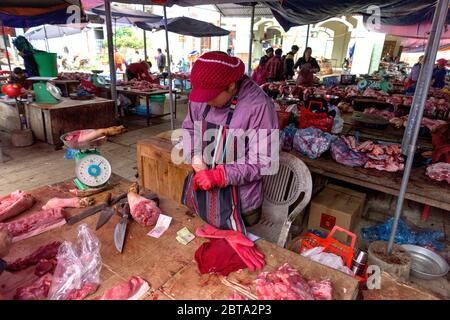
[189,51,245,103]
[195,238,247,276]
[127,62,152,81]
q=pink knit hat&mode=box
[189,52,245,103]
[437,58,448,66]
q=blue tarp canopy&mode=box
[136,16,230,37]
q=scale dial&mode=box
[75,154,112,187]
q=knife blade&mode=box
[95,207,116,230]
[114,203,130,253]
[67,192,127,225]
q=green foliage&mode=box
[102,27,144,49]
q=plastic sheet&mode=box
[293,128,333,159]
[280,124,297,151]
[362,218,445,251]
[301,247,354,276]
[330,137,368,167]
[48,224,102,300]
[329,105,344,134]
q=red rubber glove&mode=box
[195,224,265,271]
[193,165,227,191]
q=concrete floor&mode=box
[0,98,449,299]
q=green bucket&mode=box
[150,94,166,103]
[33,52,58,77]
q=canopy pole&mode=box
[387,0,448,254]
[1,20,12,72]
[305,24,310,48]
[247,3,255,75]
[43,25,50,52]
[104,0,118,117]
[163,5,175,130]
[143,4,148,62]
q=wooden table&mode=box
[0,175,359,300]
[51,79,80,97]
[26,97,116,145]
[116,86,177,126]
[292,151,450,211]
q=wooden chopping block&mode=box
[11,129,34,147]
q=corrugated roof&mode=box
[214,3,273,18]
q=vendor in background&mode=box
[294,47,320,86]
[125,60,154,82]
[12,35,42,77]
[114,49,125,72]
[182,51,278,231]
[251,48,273,85]
[432,58,448,89]
[11,67,32,90]
[283,45,299,80]
[404,55,423,94]
[132,50,141,64]
[156,48,166,73]
[265,48,284,82]
[259,47,274,66]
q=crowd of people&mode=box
[252,45,321,86]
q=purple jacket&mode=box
[182,76,279,213]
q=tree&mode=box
[103,27,144,49]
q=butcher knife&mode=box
[114,203,130,253]
[67,192,127,225]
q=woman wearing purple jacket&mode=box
[181,51,279,233]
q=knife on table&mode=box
[114,203,130,253]
[67,192,127,225]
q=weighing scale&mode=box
[90,70,106,88]
[28,76,62,104]
[61,132,112,190]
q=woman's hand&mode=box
[192,154,207,173]
[0,229,12,258]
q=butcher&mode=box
[181,51,278,233]
[125,61,154,82]
[294,47,320,86]
[432,58,448,89]
[0,229,12,274]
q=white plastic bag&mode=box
[301,246,354,276]
[48,224,102,300]
[329,105,344,134]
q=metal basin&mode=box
[401,245,449,280]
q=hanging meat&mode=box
[0,191,35,222]
[127,183,161,227]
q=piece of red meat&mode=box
[426,162,450,184]
[65,283,99,300]
[35,258,58,277]
[127,187,161,227]
[255,263,315,300]
[0,208,66,242]
[93,276,149,300]
[14,274,53,300]
[6,241,61,272]
[308,279,333,300]
[0,190,35,222]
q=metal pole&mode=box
[305,24,310,48]
[163,5,174,130]
[104,0,118,117]
[43,25,50,52]
[218,14,222,50]
[1,21,12,72]
[247,3,255,76]
[387,0,448,254]
[143,4,148,62]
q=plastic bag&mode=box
[293,128,333,159]
[301,247,354,276]
[330,137,368,167]
[328,105,344,134]
[280,124,297,151]
[48,224,102,300]
[362,218,445,251]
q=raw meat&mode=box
[127,183,161,227]
[58,72,90,81]
[93,276,149,300]
[330,138,368,167]
[389,116,447,132]
[0,208,66,242]
[0,190,35,222]
[337,101,353,113]
[14,274,53,300]
[42,197,94,210]
[426,162,450,184]
[118,79,168,92]
[228,292,249,300]
[6,241,61,272]
[65,283,99,300]
[363,107,395,120]
[64,125,126,144]
[255,263,315,300]
[35,258,58,277]
[308,280,333,300]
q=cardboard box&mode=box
[307,184,366,243]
